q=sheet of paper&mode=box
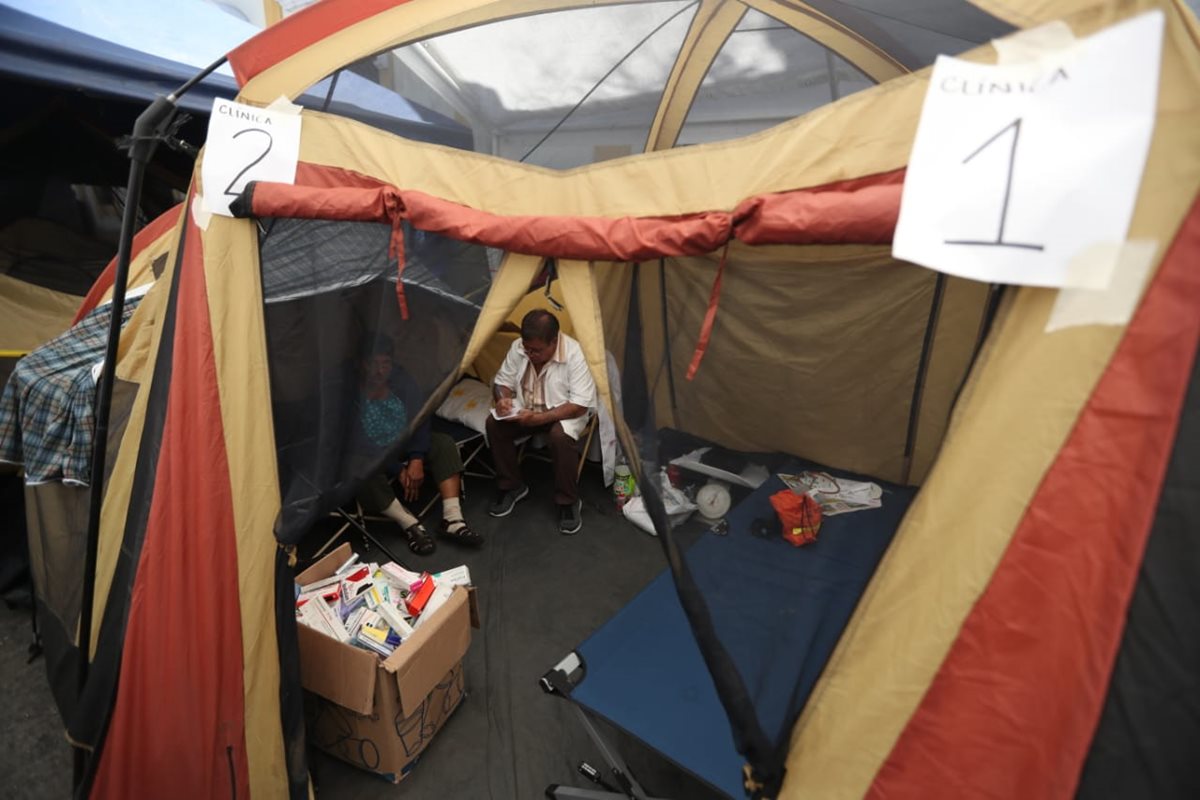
[490,400,524,421]
[893,11,1163,289]
[201,98,302,216]
[669,448,769,490]
[778,471,883,516]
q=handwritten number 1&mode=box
[944,117,1044,251]
[223,128,273,198]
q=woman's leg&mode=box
[356,472,433,554]
[426,432,482,545]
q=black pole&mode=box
[73,55,227,790]
[77,94,173,693]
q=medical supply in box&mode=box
[404,573,436,616]
[294,543,479,783]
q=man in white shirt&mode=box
[486,309,596,534]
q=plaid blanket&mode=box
[0,296,143,485]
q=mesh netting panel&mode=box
[298,1,700,169]
[677,8,875,146]
[806,0,1012,68]
[260,218,491,543]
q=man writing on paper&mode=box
[486,309,596,534]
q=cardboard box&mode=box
[295,544,475,782]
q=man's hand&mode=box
[400,458,425,502]
[495,396,513,417]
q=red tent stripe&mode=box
[89,209,250,798]
[869,196,1200,799]
[73,204,182,325]
[228,0,408,86]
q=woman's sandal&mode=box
[439,520,484,548]
[403,523,436,555]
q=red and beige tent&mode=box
[29,0,1200,797]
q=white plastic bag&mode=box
[622,469,697,536]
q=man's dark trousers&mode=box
[485,417,581,505]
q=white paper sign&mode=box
[201,98,302,216]
[893,11,1163,288]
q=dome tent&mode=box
[55,0,1200,798]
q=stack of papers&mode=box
[778,471,883,516]
[669,447,769,489]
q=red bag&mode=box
[769,489,822,547]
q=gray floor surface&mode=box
[0,461,726,799]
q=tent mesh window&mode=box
[675,7,875,147]
[298,1,701,169]
[257,217,492,543]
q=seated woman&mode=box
[354,342,481,554]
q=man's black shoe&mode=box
[488,485,529,517]
[558,499,583,535]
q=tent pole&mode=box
[900,273,946,484]
[658,258,679,420]
[825,50,841,102]
[74,56,226,790]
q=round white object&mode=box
[696,482,731,520]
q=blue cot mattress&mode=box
[570,464,916,797]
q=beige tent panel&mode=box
[200,214,289,797]
[907,277,994,483]
[254,69,917,220]
[558,259,615,415]
[658,243,944,484]
[780,1,1200,795]
[593,260,636,374]
[0,275,80,353]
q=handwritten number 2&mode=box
[223,128,273,198]
[944,117,1044,252]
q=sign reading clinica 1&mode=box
[894,11,1164,289]
[201,98,302,217]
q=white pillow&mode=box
[436,377,492,433]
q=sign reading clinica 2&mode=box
[201,98,302,217]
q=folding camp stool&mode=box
[540,652,674,800]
